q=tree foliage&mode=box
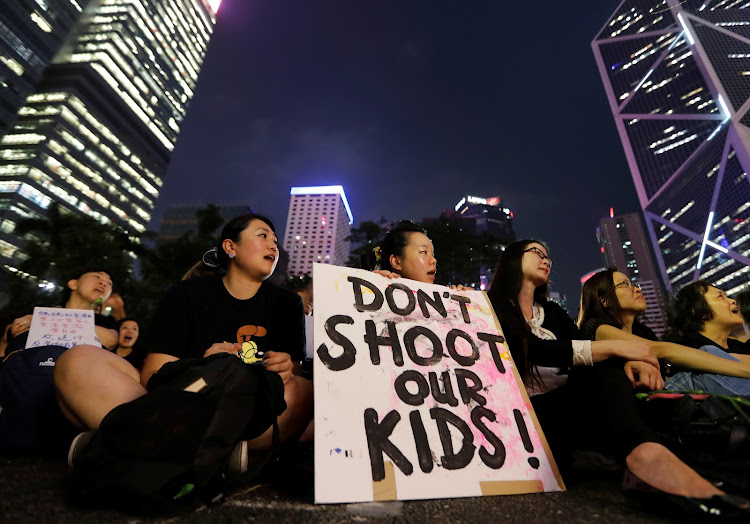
[346,220,386,268]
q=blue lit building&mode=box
[592,1,750,296]
[0,0,220,269]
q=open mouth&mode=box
[264,254,276,262]
[123,335,133,343]
[427,270,436,277]
[731,307,740,314]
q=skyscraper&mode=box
[453,195,515,240]
[598,211,669,336]
[592,1,750,297]
[283,185,353,276]
[0,1,92,136]
[0,0,220,267]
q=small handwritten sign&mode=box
[25,307,100,349]
[313,264,563,504]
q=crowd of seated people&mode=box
[1,215,749,515]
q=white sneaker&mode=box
[67,431,95,470]
[227,440,248,475]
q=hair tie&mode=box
[202,247,221,268]
[374,245,382,262]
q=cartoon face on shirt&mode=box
[237,325,267,364]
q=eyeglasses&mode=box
[524,246,551,266]
[614,280,641,291]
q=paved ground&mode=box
[0,455,682,523]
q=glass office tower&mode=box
[0,0,219,267]
[0,1,92,136]
[593,0,750,295]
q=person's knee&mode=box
[626,441,666,468]
[284,376,313,414]
[55,344,101,383]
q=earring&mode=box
[229,253,235,259]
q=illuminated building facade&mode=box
[283,185,353,276]
[593,1,750,297]
[453,195,515,240]
[0,0,220,267]
[0,1,91,136]
[598,211,669,336]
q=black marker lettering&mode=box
[385,282,416,316]
[471,406,506,469]
[363,319,404,366]
[428,371,459,407]
[430,407,475,470]
[394,370,429,406]
[317,315,356,371]
[409,410,434,473]
[449,294,472,324]
[416,289,447,319]
[364,408,413,480]
[477,332,506,374]
[403,326,443,366]
[445,329,479,366]
[454,368,487,406]
[348,276,384,312]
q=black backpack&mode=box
[0,345,76,454]
[639,392,750,495]
[71,353,286,513]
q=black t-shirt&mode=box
[673,332,750,356]
[140,276,306,362]
[5,311,117,355]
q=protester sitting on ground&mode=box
[659,281,750,395]
[54,213,313,471]
[113,318,144,369]
[577,269,750,396]
[0,270,118,454]
[486,240,730,503]
[4,270,118,354]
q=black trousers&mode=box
[530,360,658,464]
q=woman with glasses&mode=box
[487,240,730,504]
[578,269,750,396]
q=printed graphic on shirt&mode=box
[237,325,266,365]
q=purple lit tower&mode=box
[592,1,750,296]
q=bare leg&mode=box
[246,375,314,452]
[626,442,723,498]
[54,344,146,431]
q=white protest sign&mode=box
[25,307,101,349]
[313,264,564,504]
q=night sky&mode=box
[155,0,639,312]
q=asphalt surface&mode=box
[0,455,681,523]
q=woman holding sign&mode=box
[487,240,740,509]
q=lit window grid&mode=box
[593,2,750,294]
[0,104,165,236]
[5,94,159,212]
[283,191,352,275]
[53,0,216,150]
